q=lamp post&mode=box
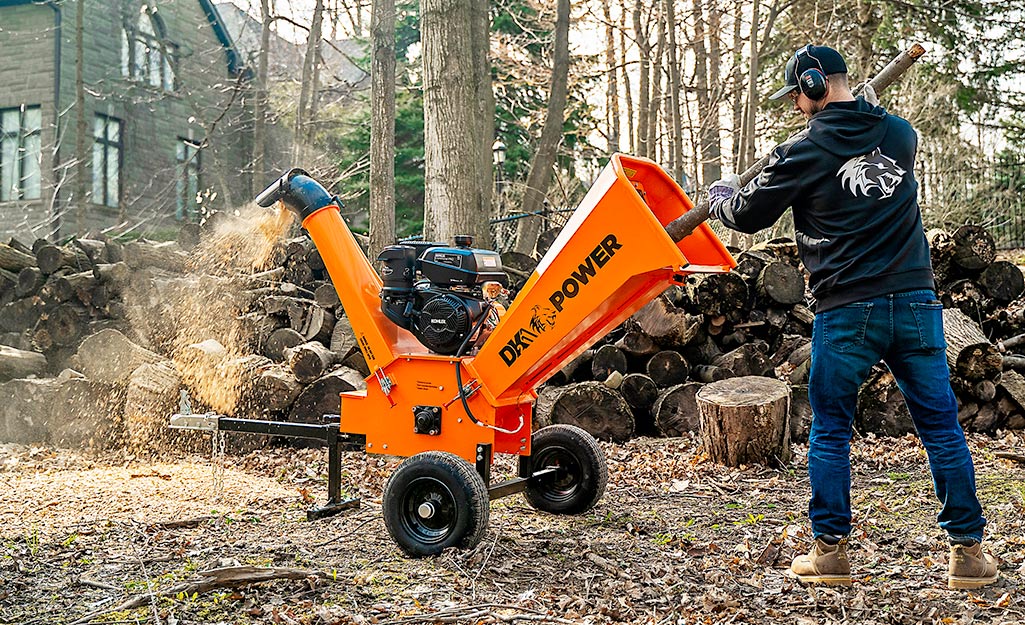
[492,139,507,213]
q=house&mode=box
[0,0,254,242]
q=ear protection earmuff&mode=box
[795,45,828,101]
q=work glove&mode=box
[855,82,879,106]
[707,173,741,221]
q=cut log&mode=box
[56,271,99,306]
[632,294,703,347]
[620,373,658,413]
[653,382,703,437]
[998,369,1025,414]
[950,224,996,271]
[177,222,202,251]
[692,364,734,383]
[0,345,47,381]
[76,329,163,385]
[301,306,335,343]
[265,328,305,361]
[789,385,812,444]
[530,381,634,441]
[1,297,44,332]
[244,363,303,413]
[314,282,340,309]
[16,266,44,298]
[36,244,91,275]
[123,241,189,272]
[756,261,805,305]
[590,344,628,381]
[329,315,357,357]
[286,341,340,384]
[614,330,660,360]
[0,378,57,442]
[92,262,131,293]
[288,367,366,423]
[942,308,1003,383]
[73,238,109,264]
[684,272,749,316]
[697,376,791,467]
[645,350,689,387]
[0,241,39,272]
[44,304,87,347]
[50,378,125,448]
[856,368,914,437]
[124,360,188,451]
[978,260,1025,304]
[712,343,773,377]
[545,349,593,386]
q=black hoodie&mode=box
[714,97,934,312]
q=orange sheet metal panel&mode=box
[340,356,533,462]
[302,206,423,371]
[468,154,735,401]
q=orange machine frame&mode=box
[299,154,735,465]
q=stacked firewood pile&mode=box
[535,225,1025,443]
[0,208,367,451]
[2,214,1024,453]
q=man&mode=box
[706,44,998,589]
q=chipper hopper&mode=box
[170,153,735,556]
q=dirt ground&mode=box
[2,432,1024,625]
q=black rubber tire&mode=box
[382,451,490,557]
[524,424,608,515]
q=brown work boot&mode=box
[790,537,851,586]
[948,542,998,589]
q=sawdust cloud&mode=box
[123,204,295,445]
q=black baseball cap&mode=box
[769,45,849,100]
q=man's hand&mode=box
[707,174,741,221]
[855,82,879,106]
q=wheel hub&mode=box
[417,501,436,519]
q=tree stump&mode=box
[697,376,791,467]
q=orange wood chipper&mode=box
[171,153,735,556]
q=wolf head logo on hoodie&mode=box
[837,149,906,199]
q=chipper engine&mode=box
[171,154,735,557]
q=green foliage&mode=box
[334,89,426,238]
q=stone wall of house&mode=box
[0,4,58,242]
[0,0,253,244]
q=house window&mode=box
[121,5,177,91]
[0,105,42,201]
[92,115,122,208]
[176,139,201,221]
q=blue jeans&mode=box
[807,290,986,542]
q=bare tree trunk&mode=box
[633,2,651,158]
[665,0,683,181]
[514,0,571,255]
[421,0,491,246]
[295,0,326,163]
[473,0,495,246]
[603,0,620,152]
[730,0,744,170]
[369,0,397,259]
[74,0,86,237]
[704,3,722,182]
[741,0,760,169]
[620,12,635,154]
[252,0,272,195]
[646,8,665,161]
